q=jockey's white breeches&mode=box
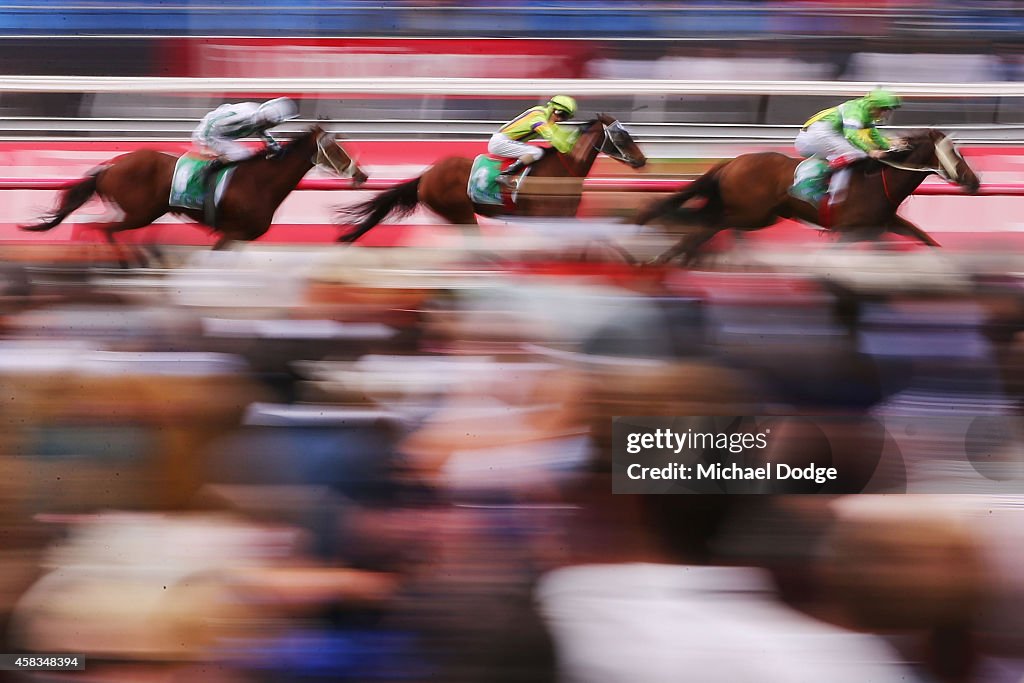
[795,121,868,167]
[487,133,545,162]
[191,130,252,162]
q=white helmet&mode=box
[257,97,299,125]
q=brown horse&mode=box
[336,113,646,242]
[22,124,367,256]
[635,129,981,265]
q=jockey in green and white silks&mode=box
[489,95,580,185]
[192,97,299,162]
[791,89,903,205]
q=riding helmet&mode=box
[865,89,902,110]
[257,97,300,125]
[548,95,578,118]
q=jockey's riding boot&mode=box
[201,157,226,225]
[497,160,526,188]
[201,157,226,188]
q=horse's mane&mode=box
[278,125,321,158]
[903,128,939,145]
[578,114,617,131]
[885,128,941,163]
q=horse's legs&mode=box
[651,226,722,266]
[101,230,136,269]
[142,242,169,268]
[98,212,164,268]
[212,235,233,251]
[888,216,941,247]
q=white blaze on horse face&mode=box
[934,136,961,182]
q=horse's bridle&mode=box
[594,120,641,166]
[315,131,359,178]
[878,136,963,183]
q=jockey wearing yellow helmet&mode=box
[490,95,581,187]
[790,89,904,204]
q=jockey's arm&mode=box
[533,121,579,154]
[260,131,282,153]
[867,126,892,150]
[847,127,889,154]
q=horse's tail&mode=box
[634,163,725,226]
[20,171,101,232]
[336,177,421,243]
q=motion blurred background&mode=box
[0,2,1023,683]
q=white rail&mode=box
[0,76,1022,97]
[1,120,1021,145]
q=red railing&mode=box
[1,177,1022,195]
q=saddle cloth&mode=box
[169,154,235,211]
[467,154,528,207]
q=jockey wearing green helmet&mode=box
[864,89,902,117]
[548,95,577,118]
[790,88,904,205]
[489,95,581,186]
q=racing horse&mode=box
[22,124,367,260]
[336,113,646,242]
[635,129,980,265]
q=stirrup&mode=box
[496,174,518,189]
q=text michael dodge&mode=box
[626,462,838,485]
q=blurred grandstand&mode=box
[0,2,1023,138]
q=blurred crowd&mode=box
[2,1,1024,38]
[0,242,1020,681]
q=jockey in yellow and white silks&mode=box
[192,97,299,164]
[489,95,580,186]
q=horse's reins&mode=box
[556,119,636,176]
[877,137,961,204]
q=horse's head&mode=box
[313,127,368,186]
[895,129,979,194]
[585,114,647,169]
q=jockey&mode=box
[490,95,580,187]
[791,88,903,204]
[192,97,300,182]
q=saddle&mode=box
[467,154,529,210]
